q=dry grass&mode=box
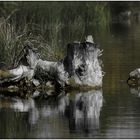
[0,18,65,69]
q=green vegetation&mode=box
[0,1,139,68]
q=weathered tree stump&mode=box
[64,35,103,87]
[0,35,103,92]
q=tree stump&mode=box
[64,35,103,87]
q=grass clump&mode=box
[0,18,65,69]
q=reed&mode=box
[0,2,113,68]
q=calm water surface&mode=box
[1,21,140,138]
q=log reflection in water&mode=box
[28,90,103,134]
[0,96,35,112]
[0,90,103,138]
[130,87,140,97]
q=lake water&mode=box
[1,20,140,138]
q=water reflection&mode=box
[0,96,35,112]
[29,90,103,138]
[28,92,70,126]
[0,90,103,138]
[68,90,103,133]
[129,86,140,97]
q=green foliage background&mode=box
[0,1,139,68]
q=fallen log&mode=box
[34,59,68,88]
[127,68,140,86]
[0,35,103,92]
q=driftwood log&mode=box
[127,68,140,86]
[0,35,103,92]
